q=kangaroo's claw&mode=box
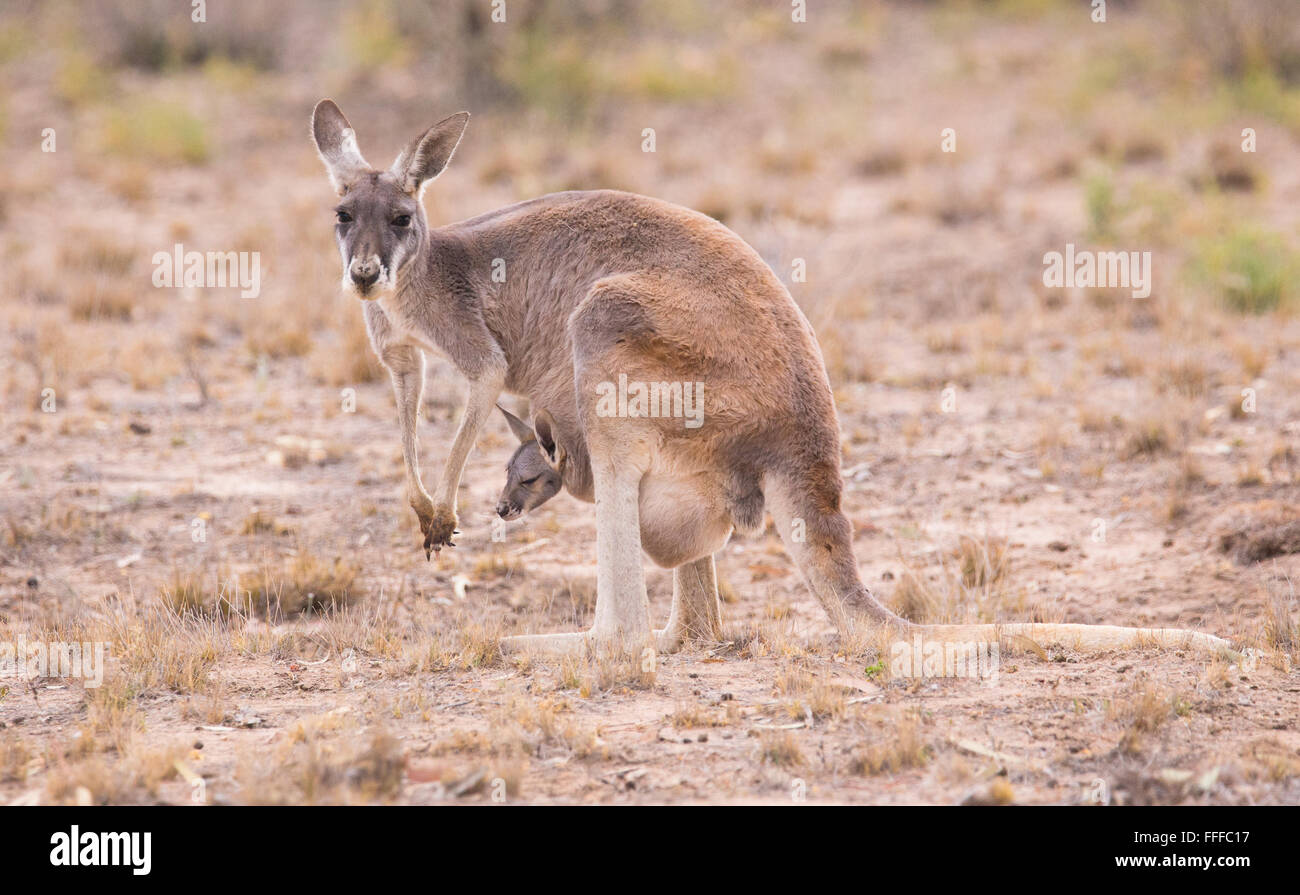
[417,504,459,559]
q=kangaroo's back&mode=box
[444,189,839,473]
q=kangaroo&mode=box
[494,405,563,521]
[312,99,1233,658]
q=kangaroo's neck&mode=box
[397,199,588,389]
[372,225,502,380]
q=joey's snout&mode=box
[496,499,522,521]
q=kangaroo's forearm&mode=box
[436,366,506,507]
[384,346,431,507]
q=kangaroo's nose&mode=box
[350,258,379,288]
[495,501,510,518]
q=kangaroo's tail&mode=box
[764,468,1234,655]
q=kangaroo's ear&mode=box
[532,408,566,469]
[498,404,534,444]
[390,111,470,196]
[312,99,371,195]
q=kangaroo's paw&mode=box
[415,503,459,559]
[500,630,592,656]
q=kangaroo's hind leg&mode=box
[500,280,660,658]
[655,554,723,653]
[499,422,655,657]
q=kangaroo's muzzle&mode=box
[349,256,381,293]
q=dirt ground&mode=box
[1,1,1298,804]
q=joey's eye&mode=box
[521,476,540,486]
[336,210,352,224]
[392,214,411,228]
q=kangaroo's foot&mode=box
[656,556,723,654]
[654,626,684,654]
[653,611,725,654]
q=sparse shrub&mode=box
[90,0,287,71]
[101,100,210,165]
[1167,0,1300,84]
[343,0,412,69]
[1190,225,1296,314]
[1085,170,1117,240]
[55,54,110,106]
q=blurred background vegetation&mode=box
[2,0,1299,407]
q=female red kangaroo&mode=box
[311,99,1231,657]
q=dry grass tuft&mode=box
[758,731,804,767]
[888,533,1018,624]
[1259,577,1298,662]
[240,510,294,536]
[848,712,931,776]
[239,724,404,805]
[1108,678,1193,754]
[67,282,137,321]
[775,665,848,722]
[249,552,362,618]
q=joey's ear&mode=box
[498,404,534,444]
[312,99,371,195]
[390,111,470,195]
[532,409,566,468]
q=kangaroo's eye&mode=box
[336,210,352,224]
[521,476,540,486]
[392,214,411,228]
